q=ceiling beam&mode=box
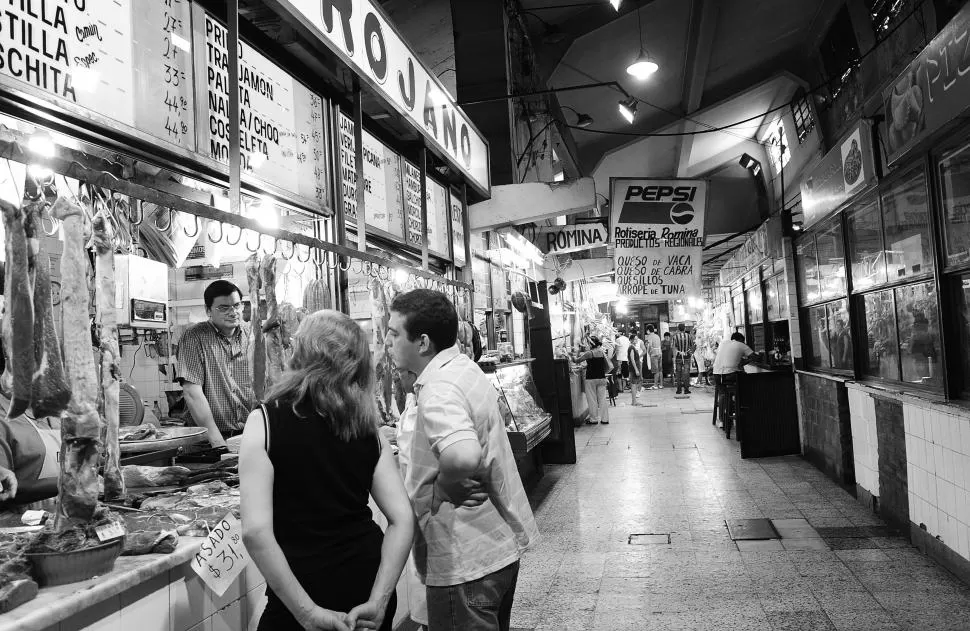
[675,0,719,177]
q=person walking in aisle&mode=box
[644,325,663,390]
[628,333,643,406]
[574,336,610,425]
[672,323,696,395]
[386,289,540,631]
[615,331,630,392]
[239,310,414,631]
[661,332,674,387]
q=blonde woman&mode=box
[240,310,414,631]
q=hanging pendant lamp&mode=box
[626,5,659,79]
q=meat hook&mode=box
[225,223,243,246]
[280,241,295,260]
[40,207,60,236]
[126,200,144,226]
[378,265,390,281]
[338,256,352,272]
[207,221,224,244]
[183,214,200,238]
[154,207,173,232]
[325,251,338,270]
[245,230,261,253]
[297,245,313,263]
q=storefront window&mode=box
[817,220,847,299]
[775,276,790,320]
[747,284,764,324]
[955,275,970,396]
[805,305,831,369]
[860,290,899,381]
[765,277,780,321]
[796,235,821,304]
[847,197,887,290]
[939,140,970,268]
[882,170,933,281]
[896,282,942,387]
[827,300,853,370]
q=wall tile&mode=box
[958,522,970,560]
[61,596,122,631]
[961,420,970,456]
[210,601,243,631]
[171,566,207,631]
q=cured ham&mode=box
[91,214,125,501]
[28,234,71,419]
[1,200,34,419]
[261,255,286,390]
[51,197,103,530]
[246,254,265,401]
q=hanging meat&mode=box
[1,200,34,419]
[370,278,399,426]
[51,197,103,529]
[91,214,124,501]
[302,277,331,313]
[246,254,265,401]
[260,254,285,390]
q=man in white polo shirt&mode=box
[386,289,539,631]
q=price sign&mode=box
[190,512,250,597]
[426,179,450,258]
[95,522,126,542]
[403,161,424,247]
[338,113,404,236]
[450,189,466,267]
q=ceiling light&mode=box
[28,133,55,158]
[618,98,638,124]
[626,52,659,79]
[609,0,622,9]
[575,113,594,128]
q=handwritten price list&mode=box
[190,512,250,597]
[132,0,195,148]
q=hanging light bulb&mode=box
[618,97,638,124]
[626,51,659,79]
[609,0,622,9]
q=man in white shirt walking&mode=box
[712,332,755,426]
[615,332,631,391]
[643,325,662,390]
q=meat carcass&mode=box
[51,197,103,530]
[370,278,399,426]
[29,242,71,419]
[245,254,265,401]
[302,278,331,313]
[91,215,124,501]
[260,255,285,390]
[1,200,34,419]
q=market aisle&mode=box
[512,385,970,631]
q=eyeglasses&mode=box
[213,303,244,314]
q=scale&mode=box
[131,298,167,325]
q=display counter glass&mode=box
[481,360,552,454]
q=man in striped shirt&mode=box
[387,289,539,631]
[672,323,696,395]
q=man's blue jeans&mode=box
[426,561,520,631]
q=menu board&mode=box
[0,0,194,147]
[450,189,466,267]
[491,264,508,312]
[426,178,450,257]
[337,113,404,237]
[197,9,327,204]
[403,160,424,246]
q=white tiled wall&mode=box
[847,388,879,497]
[119,341,171,418]
[904,403,970,561]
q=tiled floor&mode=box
[512,385,970,631]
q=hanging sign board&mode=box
[610,178,707,300]
[196,9,328,205]
[278,0,490,195]
[882,2,970,166]
[534,224,608,254]
[799,120,876,230]
[403,160,424,247]
[338,112,404,237]
[450,189,466,267]
[0,0,195,151]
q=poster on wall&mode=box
[196,8,328,204]
[0,1,196,151]
[338,113,404,237]
[799,120,875,230]
[450,189,466,267]
[609,178,707,300]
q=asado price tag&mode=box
[190,512,250,596]
[95,522,126,542]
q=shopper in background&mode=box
[672,324,695,395]
[386,289,539,631]
[628,334,643,406]
[615,331,630,392]
[644,325,662,390]
[240,310,414,631]
[661,332,674,386]
[575,336,610,425]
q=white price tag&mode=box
[190,512,250,597]
[95,522,126,542]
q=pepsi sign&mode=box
[617,184,701,226]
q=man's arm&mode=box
[419,382,486,509]
[181,383,227,449]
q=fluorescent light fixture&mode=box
[618,98,638,124]
[609,0,622,9]
[28,134,55,158]
[626,53,659,79]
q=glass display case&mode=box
[482,360,553,454]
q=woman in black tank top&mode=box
[239,310,415,631]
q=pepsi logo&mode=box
[670,203,695,225]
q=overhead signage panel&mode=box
[533,224,608,254]
[450,189,466,267]
[799,120,876,230]
[279,0,490,194]
[338,112,404,237]
[610,178,707,300]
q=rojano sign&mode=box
[281,0,491,195]
[534,224,608,254]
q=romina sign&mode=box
[283,0,490,194]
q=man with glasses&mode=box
[176,280,255,449]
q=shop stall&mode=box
[0,0,485,628]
